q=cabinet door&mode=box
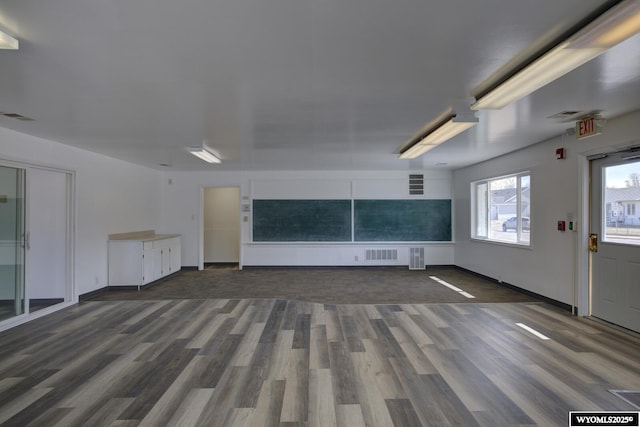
[153,246,163,280]
[142,242,153,284]
[169,237,181,273]
[161,246,171,275]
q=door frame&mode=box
[577,152,591,316]
[577,144,640,319]
[0,157,76,332]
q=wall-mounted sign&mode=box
[575,115,603,140]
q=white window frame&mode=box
[471,171,531,246]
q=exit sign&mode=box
[575,115,603,140]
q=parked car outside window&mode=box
[502,217,530,231]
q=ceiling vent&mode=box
[409,174,424,195]
[1,112,34,121]
[547,110,598,123]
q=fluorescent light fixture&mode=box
[399,113,478,160]
[188,147,221,163]
[472,0,640,110]
[0,30,18,50]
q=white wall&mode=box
[0,126,163,297]
[453,109,640,306]
[160,170,454,268]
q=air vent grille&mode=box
[409,247,425,270]
[365,249,398,261]
[547,110,598,123]
[409,174,424,195]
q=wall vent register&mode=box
[409,247,425,270]
[409,174,424,195]
[365,249,398,261]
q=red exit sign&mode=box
[575,115,603,140]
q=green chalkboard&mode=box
[354,199,451,241]
[253,200,352,242]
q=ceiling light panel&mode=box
[472,0,640,110]
[0,30,19,50]
[399,114,478,160]
[188,147,221,163]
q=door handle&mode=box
[25,232,30,251]
[589,233,598,252]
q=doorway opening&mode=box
[202,187,240,270]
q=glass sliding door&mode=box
[27,168,70,312]
[0,165,26,321]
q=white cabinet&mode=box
[108,232,181,289]
[150,236,180,281]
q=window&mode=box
[627,203,636,216]
[472,172,530,245]
[603,161,640,245]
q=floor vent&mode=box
[409,174,424,195]
[409,247,425,270]
[365,249,398,261]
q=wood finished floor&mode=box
[1,275,640,426]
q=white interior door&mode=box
[590,153,640,333]
[203,187,240,263]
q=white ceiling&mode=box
[0,0,639,171]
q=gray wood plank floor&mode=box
[1,274,640,426]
